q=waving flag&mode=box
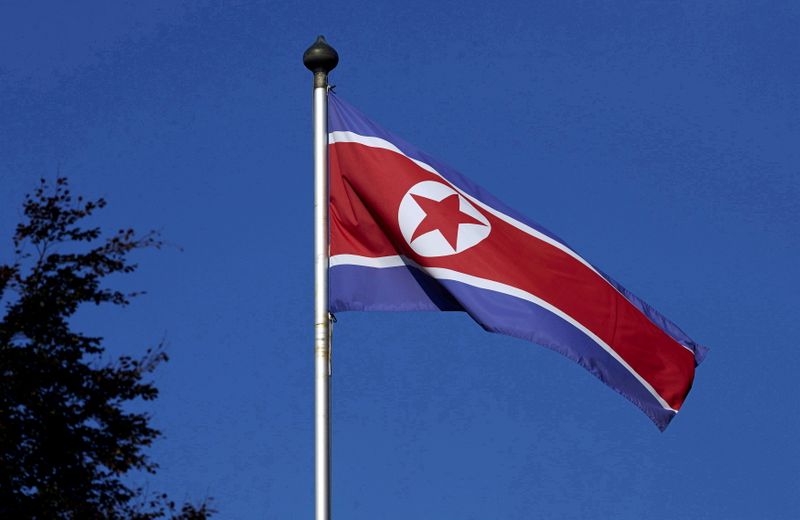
[327,93,707,430]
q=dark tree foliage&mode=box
[0,178,214,519]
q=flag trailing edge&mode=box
[327,92,708,430]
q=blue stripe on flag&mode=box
[330,263,677,429]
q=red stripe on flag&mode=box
[330,142,696,410]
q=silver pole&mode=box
[304,35,338,520]
[313,83,330,520]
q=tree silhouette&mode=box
[0,178,213,519]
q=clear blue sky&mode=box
[2,1,799,518]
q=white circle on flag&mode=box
[398,180,491,257]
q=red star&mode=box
[410,193,485,250]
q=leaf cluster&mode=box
[0,178,213,519]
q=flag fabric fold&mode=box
[327,92,707,430]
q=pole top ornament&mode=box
[303,35,339,75]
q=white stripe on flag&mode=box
[330,253,677,413]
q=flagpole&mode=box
[304,35,338,520]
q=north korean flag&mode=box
[327,92,708,430]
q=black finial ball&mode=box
[303,35,339,74]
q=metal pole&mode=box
[303,35,338,520]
